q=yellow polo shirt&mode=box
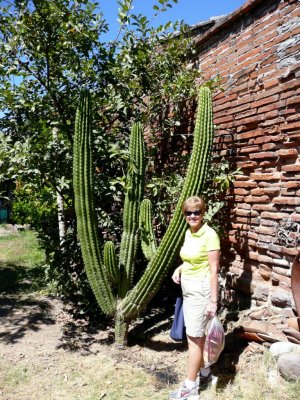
[180,223,220,279]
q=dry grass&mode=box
[204,351,300,400]
[1,338,299,400]
[0,352,169,400]
[0,227,300,400]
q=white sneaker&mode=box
[169,383,200,399]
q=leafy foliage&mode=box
[0,0,202,313]
[203,159,241,236]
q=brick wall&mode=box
[192,0,300,318]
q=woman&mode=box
[169,196,220,400]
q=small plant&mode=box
[202,159,241,236]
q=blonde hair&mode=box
[182,196,206,214]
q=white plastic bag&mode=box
[203,316,225,367]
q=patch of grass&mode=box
[1,347,299,400]
[0,228,46,294]
[0,353,170,400]
[0,228,44,267]
[202,351,300,400]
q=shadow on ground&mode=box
[0,260,55,344]
[0,262,45,294]
[211,330,249,389]
[0,295,55,344]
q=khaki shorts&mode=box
[181,276,211,338]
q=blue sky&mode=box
[99,0,246,40]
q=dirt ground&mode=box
[0,292,247,400]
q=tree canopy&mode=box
[0,0,201,312]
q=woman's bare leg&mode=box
[186,335,206,381]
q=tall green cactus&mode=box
[73,86,214,344]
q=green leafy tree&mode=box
[0,0,201,311]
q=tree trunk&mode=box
[52,127,67,244]
[56,191,66,243]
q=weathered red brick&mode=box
[262,143,280,151]
[232,223,251,230]
[259,265,272,280]
[258,86,282,100]
[281,181,300,189]
[244,195,270,203]
[237,48,261,64]
[260,211,290,220]
[286,113,300,123]
[252,204,277,211]
[258,254,273,264]
[281,122,300,131]
[251,95,280,109]
[281,79,300,92]
[264,78,280,90]
[273,267,291,277]
[233,188,249,195]
[282,164,300,172]
[286,95,300,106]
[255,225,275,234]
[264,110,280,120]
[252,134,285,145]
[235,204,252,210]
[282,247,299,256]
[248,251,259,261]
[235,209,259,217]
[251,188,280,196]
[236,161,258,169]
[261,117,285,127]
[240,146,261,154]
[259,160,278,168]
[277,148,298,158]
[235,109,259,120]
[247,231,259,240]
[238,129,265,140]
[273,196,300,206]
[214,115,234,125]
[281,141,299,150]
[236,217,250,224]
[289,132,300,140]
[250,172,281,180]
[233,181,257,189]
[258,234,275,243]
[281,86,300,100]
[272,272,291,288]
[249,151,277,160]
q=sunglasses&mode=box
[184,210,202,216]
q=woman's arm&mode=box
[172,265,183,284]
[206,249,220,317]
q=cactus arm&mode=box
[73,90,116,315]
[139,199,157,261]
[103,241,119,284]
[120,86,214,319]
[118,122,145,297]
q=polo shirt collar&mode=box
[190,222,208,237]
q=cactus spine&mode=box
[118,122,145,298]
[120,86,214,319]
[73,86,214,344]
[139,199,157,261]
[73,91,116,315]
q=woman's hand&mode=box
[205,300,217,318]
[172,267,182,284]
